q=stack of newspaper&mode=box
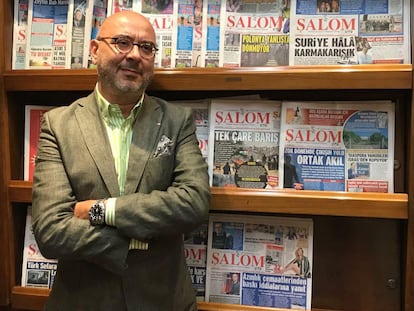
[12,0,411,69]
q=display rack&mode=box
[0,1,413,310]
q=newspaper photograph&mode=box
[290,0,411,65]
[26,0,71,69]
[184,222,209,301]
[279,100,395,192]
[208,99,281,189]
[107,0,139,14]
[218,0,290,67]
[205,213,313,309]
[21,206,58,289]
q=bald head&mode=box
[98,11,156,42]
[90,10,157,108]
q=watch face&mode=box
[89,201,105,226]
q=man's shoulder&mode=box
[147,95,192,115]
[45,93,95,120]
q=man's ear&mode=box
[90,40,99,65]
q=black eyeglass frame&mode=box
[97,36,159,58]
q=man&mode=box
[227,273,240,295]
[331,0,340,12]
[357,45,373,64]
[348,162,359,179]
[32,11,210,311]
[73,8,85,27]
[212,222,233,249]
[279,248,311,278]
[283,155,302,189]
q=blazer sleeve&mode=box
[31,110,130,274]
[113,103,211,241]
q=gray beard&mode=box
[97,65,153,95]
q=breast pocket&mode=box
[145,154,175,190]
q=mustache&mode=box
[119,67,140,74]
[118,62,142,73]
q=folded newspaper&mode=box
[21,206,58,289]
[205,213,313,309]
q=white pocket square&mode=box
[154,135,174,158]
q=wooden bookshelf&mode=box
[1,0,413,310]
[3,65,412,91]
[8,180,409,219]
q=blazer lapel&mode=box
[124,96,163,194]
[75,93,120,197]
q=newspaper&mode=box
[208,99,281,188]
[12,0,29,69]
[171,0,205,67]
[171,100,210,161]
[184,222,209,301]
[290,0,411,65]
[137,0,175,68]
[279,100,395,192]
[26,0,71,69]
[84,0,108,68]
[200,0,220,67]
[205,213,313,309]
[24,105,55,181]
[21,206,58,289]
[218,0,290,67]
[68,0,92,68]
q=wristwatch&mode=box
[88,199,106,226]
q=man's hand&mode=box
[74,200,96,219]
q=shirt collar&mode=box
[95,84,144,126]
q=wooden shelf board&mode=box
[11,287,336,311]
[11,287,49,311]
[8,180,32,203]
[211,187,408,219]
[4,65,412,91]
[198,302,338,311]
[9,180,408,219]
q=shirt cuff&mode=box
[105,198,148,250]
[129,239,149,250]
[105,197,116,226]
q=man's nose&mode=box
[127,44,143,59]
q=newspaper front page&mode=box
[279,101,395,192]
[26,0,71,69]
[208,99,281,189]
[218,0,290,67]
[184,222,209,301]
[290,0,411,65]
[171,0,205,67]
[12,0,29,69]
[68,0,92,68]
[21,206,58,289]
[200,0,221,67]
[138,0,175,68]
[205,213,313,309]
[24,105,55,181]
[171,100,210,161]
[84,0,108,68]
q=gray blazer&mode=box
[32,92,210,311]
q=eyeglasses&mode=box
[97,36,158,59]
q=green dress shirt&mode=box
[96,86,147,250]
